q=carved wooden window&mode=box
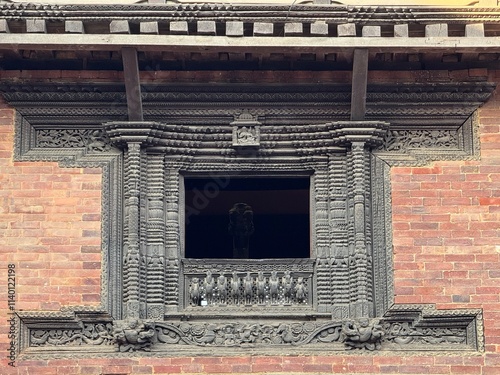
[4,82,491,355]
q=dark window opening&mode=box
[184,176,310,259]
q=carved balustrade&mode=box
[181,259,314,309]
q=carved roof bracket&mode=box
[122,47,144,122]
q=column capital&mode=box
[102,121,166,147]
[330,120,390,148]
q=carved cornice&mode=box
[1,3,500,23]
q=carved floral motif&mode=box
[36,129,112,152]
[30,323,114,347]
[383,321,467,346]
[379,129,458,152]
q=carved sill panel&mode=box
[21,305,481,355]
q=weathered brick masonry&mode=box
[1,69,499,374]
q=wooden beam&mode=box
[0,34,499,53]
[350,48,369,121]
[122,47,143,122]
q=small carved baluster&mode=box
[230,272,241,305]
[243,272,253,305]
[269,271,279,304]
[295,277,307,304]
[282,271,294,304]
[256,271,267,304]
[190,277,200,306]
[204,271,215,305]
[217,274,228,304]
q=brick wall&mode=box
[0,70,499,374]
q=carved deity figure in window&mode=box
[228,203,254,259]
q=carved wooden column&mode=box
[103,121,169,319]
[348,141,373,318]
[145,154,166,319]
[123,142,142,318]
[329,121,389,318]
[314,164,332,313]
[164,163,180,312]
[329,154,350,319]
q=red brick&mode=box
[202,364,233,373]
[152,365,181,373]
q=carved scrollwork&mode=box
[378,129,458,152]
[155,321,336,347]
[383,321,467,347]
[155,319,382,348]
[36,128,112,152]
[30,323,114,347]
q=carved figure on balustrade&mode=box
[282,271,294,304]
[228,203,254,259]
[342,318,384,351]
[113,318,155,352]
[269,271,280,304]
[204,271,215,305]
[295,277,306,303]
[230,271,241,304]
[256,271,267,304]
[243,272,253,305]
[190,277,201,306]
[217,274,228,304]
